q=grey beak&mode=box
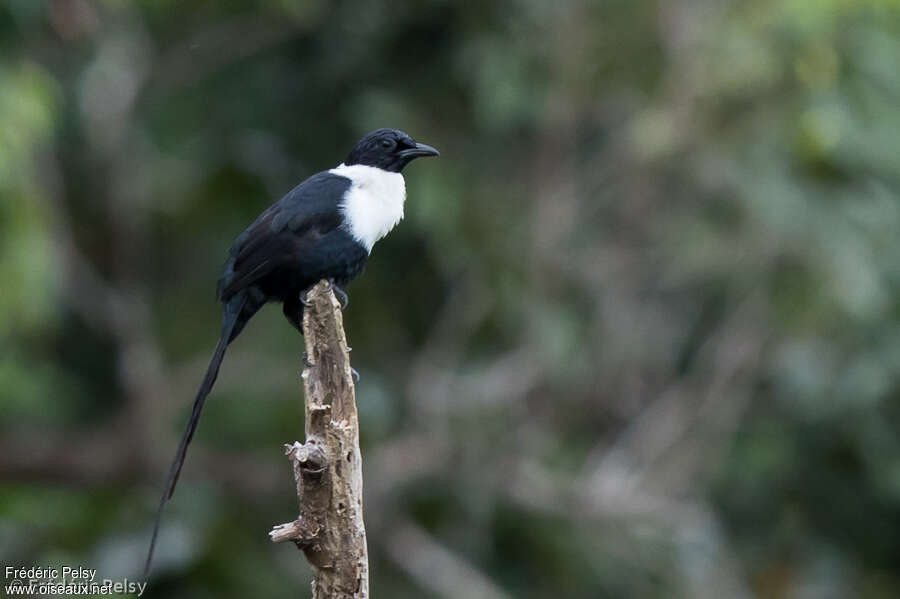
[400,142,440,158]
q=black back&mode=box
[217,171,364,303]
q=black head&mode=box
[344,128,439,172]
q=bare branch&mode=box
[270,281,369,598]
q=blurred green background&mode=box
[2,0,900,597]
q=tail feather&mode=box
[143,293,247,583]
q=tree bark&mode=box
[269,281,369,598]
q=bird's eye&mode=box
[381,139,395,149]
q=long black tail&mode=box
[143,293,247,583]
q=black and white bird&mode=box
[145,127,438,579]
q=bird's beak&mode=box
[400,142,440,159]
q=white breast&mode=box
[330,163,406,253]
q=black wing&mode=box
[217,171,351,301]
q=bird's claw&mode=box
[299,290,313,308]
[350,367,360,383]
[328,280,349,310]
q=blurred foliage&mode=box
[1,0,900,597]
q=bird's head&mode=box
[344,128,439,173]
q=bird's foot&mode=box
[350,367,360,383]
[303,352,314,368]
[299,289,313,308]
[326,280,349,310]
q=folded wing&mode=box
[217,172,351,301]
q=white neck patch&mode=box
[331,163,406,253]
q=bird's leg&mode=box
[326,279,349,310]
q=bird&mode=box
[144,128,438,581]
